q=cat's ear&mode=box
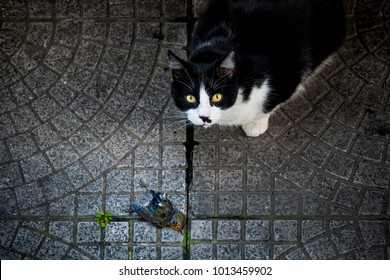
[217,51,235,78]
[168,50,187,80]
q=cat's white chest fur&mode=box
[187,79,271,137]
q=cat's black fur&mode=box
[169,0,345,127]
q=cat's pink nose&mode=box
[200,116,211,123]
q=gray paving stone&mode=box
[106,169,131,193]
[190,244,213,260]
[245,220,269,241]
[13,228,43,255]
[49,195,75,216]
[132,246,157,260]
[105,222,129,242]
[11,106,41,133]
[246,194,271,216]
[359,190,385,215]
[274,220,298,242]
[217,220,240,240]
[42,171,74,200]
[0,221,18,247]
[190,194,215,217]
[161,228,182,243]
[1,0,389,261]
[69,127,100,155]
[83,148,115,177]
[77,222,100,242]
[49,221,73,243]
[65,162,92,187]
[216,244,240,260]
[124,107,157,138]
[77,194,102,216]
[106,194,131,216]
[46,141,79,170]
[15,182,44,209]
[191,220,213,240]
[65,249,90,260]
[21,154,52,182]
[326,153,355,179]
[37,238,68,260]
[7,133,38,161]
[161,246,183,260]
[219,194,243,216]
[245,244,269,260]
[307,173,337,199]
[275,194,299,215]
[332,227,363,255]
[88,73,118,102]
[105,246,128,260]
[304,236,336,260]
[332,183,361,209]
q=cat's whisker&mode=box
[165,119,189,130]
[170,121,192,134]
[212,72,230,89]
[173,80,194,92]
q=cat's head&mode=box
[168,50,238,127]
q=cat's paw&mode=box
[242,118,269,137]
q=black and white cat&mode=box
[168,0,345,136]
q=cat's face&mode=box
[168,51,238,127]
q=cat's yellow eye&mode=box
[186,94,196,103]
[212,93,223,103]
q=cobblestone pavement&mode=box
[0,0,389,260]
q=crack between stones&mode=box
[182,0,197,260]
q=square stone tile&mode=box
[106,169,131,193]
[332,227,362,254]
[275,194,299,215]
[77,222,100,242]
[37,238,68,259]
[191,220,213,240]
[133,222,156,243]
[304,237,336,259]
[105,246,128,260]
[83,148,115,177]
[161,246,183,260]
[0,221,18,247]
[15,182,44,209]
[190,244,213,260]
[217,220,240,240]
[273,220,297,242]
[245,220,269,241]
[132,246,157,260]
[246,194,271,216]
[359,190,384,215]
[245,244,269,260]
[7,133,37,160]
[77,194,102,215]
[106,195,131,216]
[13,228,43,254]
[49,221,73,243]
[218,194,243,216]
[46,141,79,170]
[21,154,52,182]
[49,195,75,216]
[190,194,215,217]
[307,173,337,199]
[105,222,129,243]
[216,244,240,260]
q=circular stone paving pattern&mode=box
[0,0,389,260]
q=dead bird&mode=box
[133,181,186,232]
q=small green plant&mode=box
[95,211,113,228]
